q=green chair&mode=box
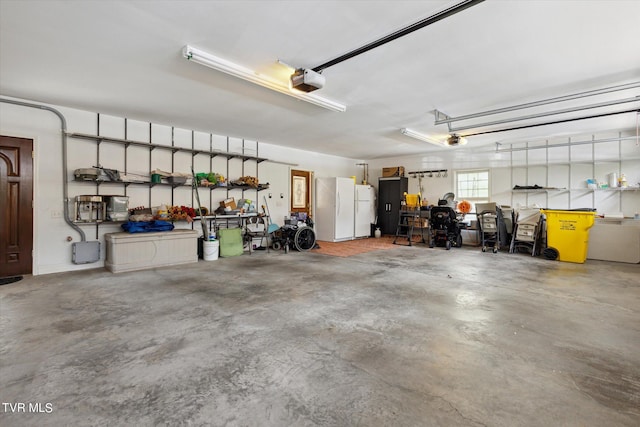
[218,228,244,257]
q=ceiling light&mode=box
[400,128,466,147]
[183,45,346,112]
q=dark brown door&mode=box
[291,169,312,219]
[1,136,34,277]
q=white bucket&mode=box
[203,240,219,261]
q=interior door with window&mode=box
[1,136,34,277]
[291,169,312,219]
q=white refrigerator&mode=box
[315,177,355,242]
[355,185,376,238]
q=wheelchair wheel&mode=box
[446,240,451,250]
[272,241,282,251]
[456,234,462,248]
[294,226,316,251]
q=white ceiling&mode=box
[1,0,639,159]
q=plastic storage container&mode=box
[542,210,596,263]
[105,230,198,272]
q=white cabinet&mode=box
[587,219,640,263]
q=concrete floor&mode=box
[1,245,639,426]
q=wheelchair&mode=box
[270,224,317,252]
[428,204,463,250]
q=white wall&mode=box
[367,131,640,215]
[5,95,636,275]
[0,97,362,275]
[258,143,362,227]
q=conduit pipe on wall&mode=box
[0,97,86,242]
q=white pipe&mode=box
[0,97,86,241]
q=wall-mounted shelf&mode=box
[67,132,268,163]
[67,118,268,238]
[508,132,639,213]
[74,178,192,189]
[602,187,640,192]
[512,188,568,193]
[73,221,126,225]
[74,179,271,194]
[225,184,270,191]
[512,187,639,193]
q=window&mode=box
[456,169,490,213]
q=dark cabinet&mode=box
[377,177,408,235]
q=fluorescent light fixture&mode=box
[400,128,467,147]
[183,45,346,112]
[401,127,440,144]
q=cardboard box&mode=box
[407,218,429,228]
[219,197,237,210]
[382,166,405,177]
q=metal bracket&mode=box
[434,109,453,131]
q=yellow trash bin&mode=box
[542,210,596,263]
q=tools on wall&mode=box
[407,169,448,178]
[407,170,449,196]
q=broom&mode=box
[191,167,209,241]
